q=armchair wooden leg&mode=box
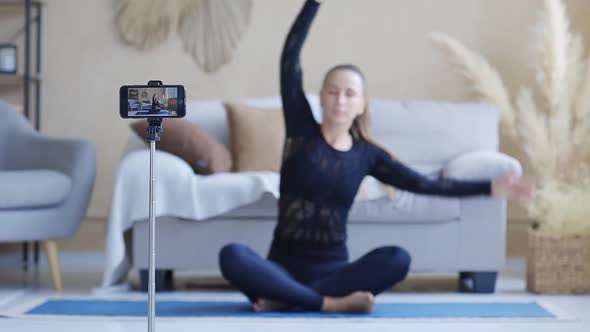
[41,240,63,292]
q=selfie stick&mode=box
[145,80,163,332]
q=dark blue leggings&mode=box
[218,243,411,311]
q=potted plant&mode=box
[431,0,590,293]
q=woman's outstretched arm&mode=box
[280,0,321,137]
[368,145,535,205]
[368,146,492,197]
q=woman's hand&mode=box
[491,175,536,207]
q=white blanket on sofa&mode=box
[100,149,285,288]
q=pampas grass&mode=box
[532,0,570,112]
[514,88,555,181]
[530,178,590,237]
[432,0,590,236]
[431,33,517,139]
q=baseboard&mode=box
[506,220,529,257]
[0,243,21,254]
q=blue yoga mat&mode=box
[26,300,555,319]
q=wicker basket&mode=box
[527,228,590,294]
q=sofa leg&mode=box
[459,272,497,293]
[139,269,174,292]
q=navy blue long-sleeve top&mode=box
[273,0,491,247]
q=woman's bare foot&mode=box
[321,291,375,313]
[253,298,290,312]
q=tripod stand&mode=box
[145,116,161,332]
[145,80,163,332]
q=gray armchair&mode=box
[0,101,96,291]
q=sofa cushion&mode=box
[367,100,498,169]
[348,192,460,224]
[0,170,72,209]
[443,150,523,179]
[214,191,460,224]
[130,119,232,174]
[224,102,285,172]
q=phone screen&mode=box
[120,85,185,118]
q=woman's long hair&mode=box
[322,64,396,160]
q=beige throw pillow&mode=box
[224,102,285,172]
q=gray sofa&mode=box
[113,96,522,293]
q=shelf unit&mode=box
[0,0,44,268]
[0,73,41,86]
[0,0,43,130]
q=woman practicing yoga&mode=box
[219,0,534,314]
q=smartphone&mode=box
[119,85,186,118]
